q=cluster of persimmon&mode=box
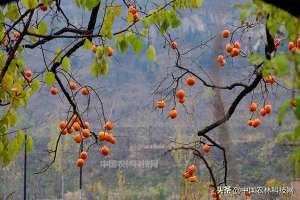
[156,75,197,119]
[216,30,241,67]
[50,82,89,97]
[91,44,114,57]
[182,164,198,183]
[128,5,139,22]
[10,69,33,95]
[58,116,116,168]
[247,103,272,128]
[263,74,276,84]
[287,37,300,54]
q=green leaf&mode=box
[115,35,129,54]
[127,34,143,54]
[272,54,289,76]
[7,110,17,127]
[0,142,3,154]
[26,135,33,154]
[54,48,62,62]
[248,55,264,65]
[44,71,55,86]
[31,79,40,92]
[16,129,25,146]
[91,58,109,77]
[28,26,38,42]
[114,6,121,16]
[146,45,156,62]
[240,10,251,23]
[6,3,20,21]
[22,0,38,9]
[169,10,181,28]
[100,7,115,39]
[85,0,100,10]
[38,21,48,35]
[61,57,71,71]
[83,39,93,49]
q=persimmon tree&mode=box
[0,0,203,179]
[152,1,300,199]
[1,0,300,199]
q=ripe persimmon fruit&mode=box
[264,104,272,114]
[76,158,85,168]
[230,48,240,57]
[217,55,224,63]
[222,30,230,38]
[106,134,116,144]
[104,121,113,130]
[82,129,91,138]
[50,87,58,96]
[247,119,253,127]
[81,87,89,96]
[186,76,196,86]
[59,121,67,130]
[225,43,233,53]
[176,89,185,99]
[170,41,177,49]
[74,134,82,144]
[252,118,261,127]
[128,5,137,15]
[288,42,295,50]
[98,131,106,142]
[169,109,177,119]
[67,126,74,134]
[156,100,166,109]
[80,151,88,160]
[187,164,197,174]
[69,82,77,90]
[40,3,48,11]
[260,108,267,117]
[202,144,210,153]
[107,47,113,57]
[249,103,257,112]
[73,122,81,131]
[24,70,32,79]
[100,146,110,156]
[178,97,185,104]
[218,58,226,67]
